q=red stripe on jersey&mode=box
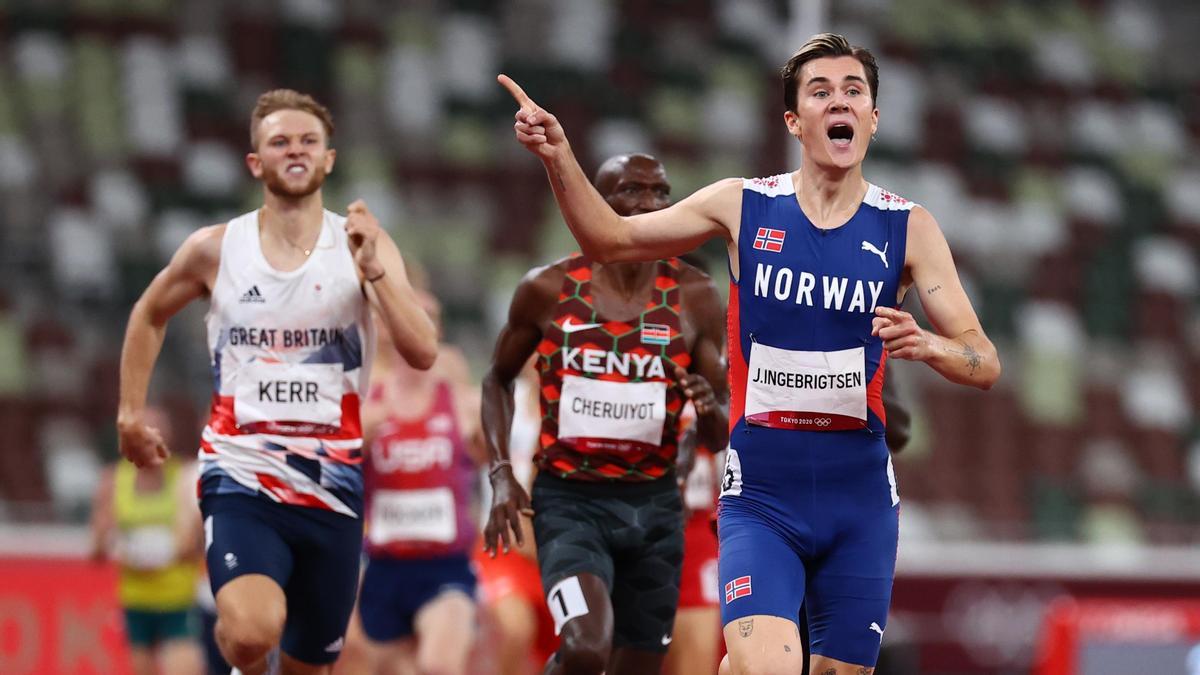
[727,282,746,434]
[866,349,887,426]
[257,473,336,510]
[207,393,363,447]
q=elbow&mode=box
[580,240,619,264]
[977,351,1002,391]
[408,344,438,371]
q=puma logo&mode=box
[868,622,885,642]
[861,240,888,268]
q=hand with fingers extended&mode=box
[872,306,935,362]
[497,74,568,161]
[675,366,717,417]
[117,412,169,468]
[345,199,385,280]
[483,464,535,557]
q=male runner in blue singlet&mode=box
[499,33,1000,675]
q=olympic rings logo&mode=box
[813,418,832,427]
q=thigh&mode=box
[532,488,615,592]
[123,609,156,649]
[278,510,363,667]
[202,495,295,597]
[358,557,425,643]
[805,508,896,669]
[611,489,684,653]
[717,503,805,627]
[414,590,475,673]
[721,614,804,674]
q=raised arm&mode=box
[118,225,221,468]
[345,199,439,370]
[481,266,558,555]
[872,207,1001,389]
[499,75,741,263]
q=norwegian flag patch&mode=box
[724,575,752,603]
[641,323,671,345]
[753,227,785,253]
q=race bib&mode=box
[368,488,457,545]
[120,525,176,571]
[558,375,666,447]
[234,361,344,428]
[745,343,867,430]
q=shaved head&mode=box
[593,153,671,217]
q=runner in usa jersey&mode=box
[482,155,728,675]
[502,32,1000,675]
[116,89,437,674]
[339,293,485,675]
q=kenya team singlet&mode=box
[535,255,689,482]
[199,209,375,518]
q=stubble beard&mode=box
[263,164,327,199]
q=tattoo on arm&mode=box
[554,170,567,193]
[925,284,942,295]
[784,645,791,652]
[857,668,874,675]
[738,619,753,638]
[821,669,838,675]
[956,341,981,376]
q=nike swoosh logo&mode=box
[661,634,673,646]
[561,318,602,333]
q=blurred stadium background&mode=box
[0,0,1197,673]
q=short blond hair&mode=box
[249,89,335,149]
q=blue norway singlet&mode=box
[716,174,916,666]
[722,175,912,494]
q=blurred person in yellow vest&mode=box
[91,405,205,675]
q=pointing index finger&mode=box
[497,74,536,112]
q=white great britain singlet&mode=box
[198,209,375,518]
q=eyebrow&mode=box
[805,75,868,87]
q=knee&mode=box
[557,632,609,675]
[216,603,284,666]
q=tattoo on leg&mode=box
[857,668,873,675]
[738,619,753,638]
[821,669,837,675]
[953,340,981,376]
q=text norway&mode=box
[754,263,884,313]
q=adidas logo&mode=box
[239,286,265,303]
[324,637,344,653]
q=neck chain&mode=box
[261,210,319,257]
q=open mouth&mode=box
[286,163,308,176]
[827,123,854,148]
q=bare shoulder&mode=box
[176,223,226,270]
[515,258,570,305]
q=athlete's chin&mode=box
[265,174,325,199]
